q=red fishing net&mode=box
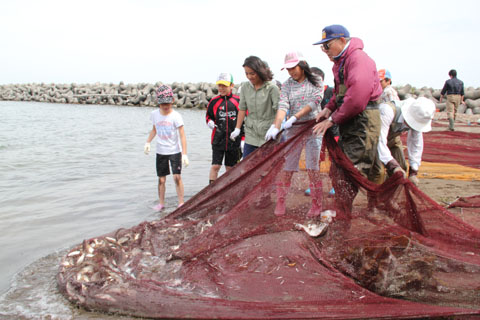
[404,130,480,169]
[57,121,480,319]
[449,195,480,209]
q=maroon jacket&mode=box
[325,37,383,125]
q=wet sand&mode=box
[419,112,480,227]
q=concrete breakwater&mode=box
[1,82,479,114]
[397,84,480,115]
[0,82,239,109]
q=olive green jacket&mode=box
[239,81,280,147]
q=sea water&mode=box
[0,101,213,318]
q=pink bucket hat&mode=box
[156,85,174,104]
[281,51,306,70]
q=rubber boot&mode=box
[448,118,455,131]
[367,191,377,211]
[335,189,354,220]
[307,183,323,217]
[274,183,290,216]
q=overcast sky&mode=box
[1,0,479,89]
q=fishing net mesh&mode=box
[57,121,480,319]
[411,130,480,169]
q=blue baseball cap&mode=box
[378,69,392,80]
[313,25,350,45]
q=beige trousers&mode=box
[446,94,461,120]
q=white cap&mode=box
[401,97,436,132]
[216,73,233,86]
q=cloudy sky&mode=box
[1,0,479,89]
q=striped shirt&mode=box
[278,77,323,121]
[380,85,400,103]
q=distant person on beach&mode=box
[144,85,189,211]
[312,24,382,215]
[378,69,400,103]
[439,69,465,131]
[265,51,323,217]
[230,56,280,158]
[371,97,435,186]
[205,73,242,184]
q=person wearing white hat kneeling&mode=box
[371,97,436,186]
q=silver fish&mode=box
[294,222,328,237]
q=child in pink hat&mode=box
[265,51,324,218]
[144,85,189,211]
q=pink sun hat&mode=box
[281,51,306,70]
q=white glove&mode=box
[386,159,406,178]
[283,116,297,129]
[144,142,151,155]
[409,175,419,186]
[182,154,189,168]
[265,125,280,141]
[207,120,215,130]
[393,166,407,179]
[230,128,241,141]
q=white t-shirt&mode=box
[150,109,184,155]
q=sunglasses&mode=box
[321,38,338,51]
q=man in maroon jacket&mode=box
[312,25,383,216]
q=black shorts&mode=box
[156,152,182,176]
[212,148,241,167]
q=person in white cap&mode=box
[372,97,436,186]
[205,73,242,184]
[265,51,324,217]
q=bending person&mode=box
[372,97,435,186]
[230,56,280,158]
[265,51,323,217]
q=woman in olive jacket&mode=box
[230,56,280,158]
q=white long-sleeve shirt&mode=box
[378,102,423,171]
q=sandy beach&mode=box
[417,112,480,227]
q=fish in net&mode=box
[57,121,480,319]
